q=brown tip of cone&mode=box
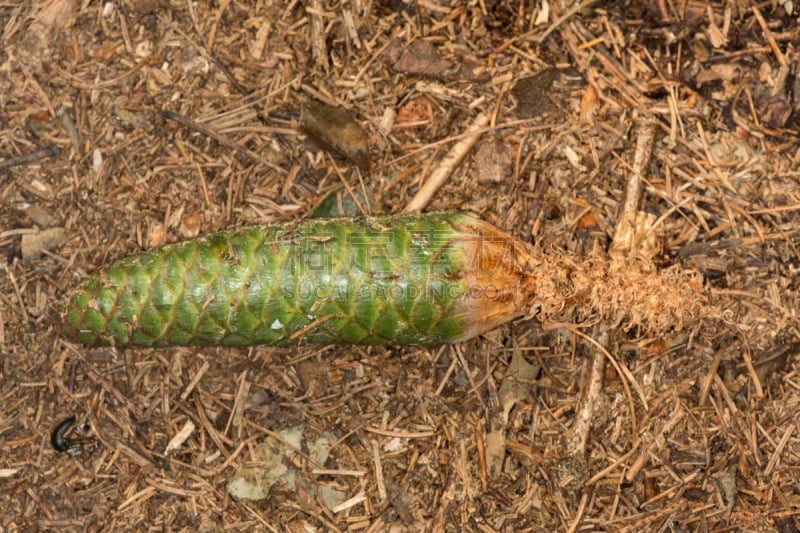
[450,217,536,341]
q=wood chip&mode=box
[20,227,65,261]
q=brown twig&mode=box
[160,110,287,175]
[752,5,788,66]
[562,120,657,504]
[62,55,154,90]
[0,145,61,172]
[625,402,684,481]
[308,0,329,71]
[562,329,608,456]
[404,113,489,212]
[611,120,657,256]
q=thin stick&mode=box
[566,491,590,533]
[160,110,286,175]
[308,0,329,71]
[63,55,153,90]
[371,440,387,501]
[624,401,684,481]
[740,342,764,399]
[2,264,29,324]
[573,326,644,410]
[0,145,61,172]
[536,0,598,44]
[764,425,794,476]
[390,117,552,166]
[475,418,488,492]
[562,121,656,505]
[611,120,656,255]
[403,113,489,213]
[562,330,608,454]
[326,154,367,216]
[751,5,788,66]
[18,61,56,118]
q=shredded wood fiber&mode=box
[525,252,708,333]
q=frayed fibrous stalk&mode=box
[521,251,708,334]
[62,213,708,348]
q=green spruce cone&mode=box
[61,213,536,347]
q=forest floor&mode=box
[2,0,800,531]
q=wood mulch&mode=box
[2,0,799,531]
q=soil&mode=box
[2,0,800,531]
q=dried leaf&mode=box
[610,211,659,261]
[227,425,304,501]
[384,476,416,525]
[226,425,344,508]
[308,186,370,218]
[753,342,800,386]
[395,40,455,79]
[38,0,77,30]
[712,467,737,513]
[513,69,561,118]
[695,64,740,86]
[396,95,434,125]
[394,40,486,82]
[299,100,370,169]
[28,205,55,227]
[705,6,728,48]
[486,352,539,477]
[473,137,512,183]
[181,211,202,238]
[760,95,793,128]
[0,468,22,478]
